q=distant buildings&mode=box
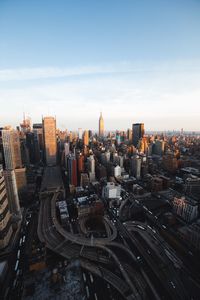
[99,112,104,137]
[43,117,57,166]
[132,123,144,147]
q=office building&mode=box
[26,132,40,164]
[132,123,145,147]
[43,117,57,166]
[14,168,27,197]
[83,130,89,146]
[87,155,96,182]
[2,129,22,169]
[0,166,13,249]
[80,173,89,188]
[114,165,121,177]
[96,165,107,181]
[78,128,83,140]
[68,154,77,186]
[153,140,165,156]
[102,182,121,199]
[64,143,70,156]
[33,123,44,158]
[127,128,132,142]
[131,156,142,179]
[88,155,95,174]
[2,128,26,203]
[88,130,92,138]
[162,154,178,174]
[99,112,104,137]
[119,155,124,168]
[3,170,21,218]
[78,153,84,174]
[172,196,198,223]
[20,114,31,133]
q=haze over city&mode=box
[0,0,200,130]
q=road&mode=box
[37,190,142,300]
[37,183,191,299]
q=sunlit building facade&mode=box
[43,116,57,166]
[99,112,104,137]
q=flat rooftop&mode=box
[40,166,64,192]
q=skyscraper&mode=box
[0,166,13,249]
[83,130,89,146]
[2,128,26,205]
[78,128,83,140]
[99,112,104,137]
[3,169,21,218]
[2,129,22,169]
[87,155,96,182]
[33,123,44,160]
[68,154,77,186]
[127,128,132,142]
[131,156,142,179]
[20,114,31,133]
[43,117,57,166]
[132,123,145,147]
[77,153,84,173]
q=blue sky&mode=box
[0,0,200,130]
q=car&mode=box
[14,260,19,272]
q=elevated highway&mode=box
[38,191,144,300]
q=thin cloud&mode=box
[0,60,200,81]
[0,65,117,81]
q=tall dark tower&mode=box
[132,123,145,147]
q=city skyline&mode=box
[0,0,200,131]
[1,2,200,299]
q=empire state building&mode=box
[99,112,104,137]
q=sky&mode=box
[0,0,200,131]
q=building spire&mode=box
[99,112,104,137]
